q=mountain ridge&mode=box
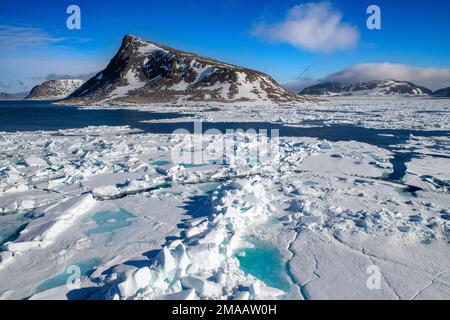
[432,87,450,97]
[0,92,17,100]
[63,34,308,105]
[26,79,85,100]
[300,80,433,97]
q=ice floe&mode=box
[0,99,449,300]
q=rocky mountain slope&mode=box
[64,35,307,105]
[300,80,432,97]
[26,79,85,100]
[0,92,17,100]
[432,87,450,97]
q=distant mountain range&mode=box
[299,80,437,97]
[62,34,306,105]
[432,87,450,97]
[0,92,17,100]
[0,91,30,100]
[25,79,85,100]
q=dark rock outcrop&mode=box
[26,79,85,100]
[64,35,308,105]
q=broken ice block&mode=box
[155,247,176,273]
[117,267,152,298]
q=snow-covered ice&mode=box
[0,97,449,300]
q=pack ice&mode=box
[0,97,449,300]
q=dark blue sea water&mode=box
[0,100,184,132]
[1,101,449,182]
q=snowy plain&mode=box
[0,97,449,300]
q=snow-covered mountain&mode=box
[64,34,306,105]
[300,80,433,97]
[432,87,450,97]
[0,92,17,100]
[26,79,85,100]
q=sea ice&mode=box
[0,99,448,300]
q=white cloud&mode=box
[0,24,99,92]
[324,63,450,90]
[0,25,66,50]
[283,63,450,92]
[252,2,359,52]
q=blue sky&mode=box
[1,0,450,92]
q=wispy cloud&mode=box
[31,72,98,81]
[0,24,67,50]
[251,2,359,52]
[0,79,27,90]
[0,56,106,92]
[0,81,11,89]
